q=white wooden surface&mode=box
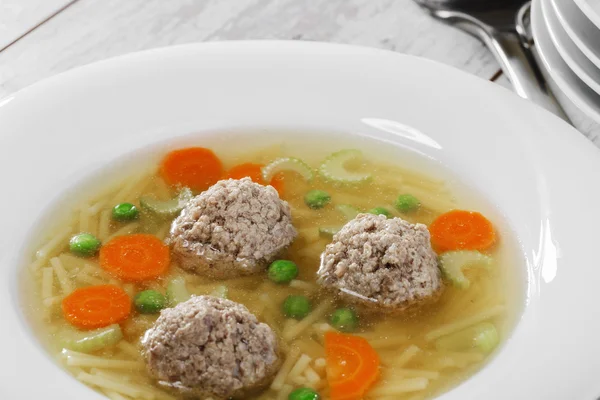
[0,0,72,50]
[9,0,596,141]
[0,0,504,100]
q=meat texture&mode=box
[142,296,280,399]
[317,213,443,314]
[169,178,296,278]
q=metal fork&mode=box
[415,0,568,119]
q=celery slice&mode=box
[435,322,499,354]
[60,324,123,353]
[139,187,193,218]
[438,250,493,289]
[262,157,313,182]
[210,285,228,299]
[319,149,371,184]
[336,204,361,220]
[166,276,191,306]
[319,226,341,238]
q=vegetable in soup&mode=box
[24,139,522,400]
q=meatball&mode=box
[317,213,443,314]
[169,178,297,278]
[142,296,280,399]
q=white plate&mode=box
[533,0,600,123]
[1,41,600,400]
[574,0,600,32]
[550,0,600,69]
[542,0,600,94]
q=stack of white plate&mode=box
[532,0,600,135]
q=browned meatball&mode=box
[169,178,296,278]
[317,213,443,314]
[142,296,280,399]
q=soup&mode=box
[24,136,522,400]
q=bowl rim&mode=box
[1,40,600,400]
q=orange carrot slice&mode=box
[269,173,285,196]
[225,162,264,183]
[99,234,170,282]
[160,147,223,192]
[325,331,380,400]
[225,162,285,196]
[62,285,131,329]
[429,210,496,252]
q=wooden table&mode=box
[34,0,600,146]
[0,0,516,100]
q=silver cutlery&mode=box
[415,0,568,119]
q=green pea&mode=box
[134,290,166,314]
[112,202,139,221]
[395,194,420,213]
[330,308,359,332]
[289,387,320,400]
[283,295,312,320]
[304,190,331,209]
[368,206,391,218]
[69,233,101,257]
[268,260,299,283]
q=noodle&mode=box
[127,175,154,201]
[111,175,145,205]
[294,338,324,360]
[42,296,61,308]
[312,323,334,334]
[122,284,135,298]
[105,222,140,242]
[313,358,326,374]
[62,349,97,359]
[289,280,318,292]
[429,351,484,369]
[89,212,99,237]
[98,210,112,241]
[392,369,440,380]
[288,354,312,380]
[370,377,429,396]
[41,267,54,299]
[92,368,132,382]
[296,227,321,244]
[50,257,73,295]
[80,263,110,279]
[282,319,297,333]
[58,253,87,270]
[79,205,90,234]
[102,390,131,400]
[259,293,279,314]
[291,376,307,385]
[67,356,144,370]
[391,345,421,367]
[76,273,105,286]
[271,346,301,391]
[424,305,505,341]
[368,335,409,349]
[155,223,171,241]
[117,340,141,359]
[154,178,172,200]
[35,226,73,263]
[276,384,293,400]
[88,200,107,216]
[283,302,333,341]
[77,372,147,398]
[304,366,321,384]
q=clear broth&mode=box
[23,132,524,400]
